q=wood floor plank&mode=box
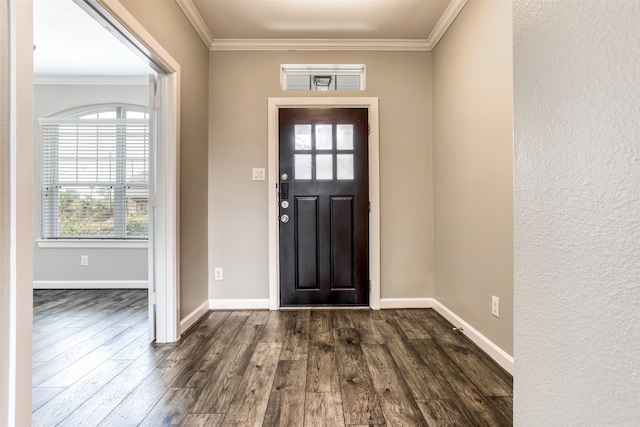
[190,321,263,413]
[32,359,133,427]
[38,318,147,387]
[416,399,472,427]
[32,387,65,412]
[56,345,176,427]
[33,292,512,426]
[263,360,307,427]
[180,413,226,427]
[374,318,449,400]
[164,311,230,363]
[138,388,200,427]
[110,332,160,361]
[260,311,289,343]
[280,310,310,361]
[223,341,283,426]
[412,339,506,426]
[350,310,385,344]
[306,311,336,393]
[418,309,514,390]
[393,309,433,339]
[333,328,385,425]
[486,396,513,425]
[304,392,345,427]
[361,344,428,426]
[97,359,183,426]
[425,319,512,397]
[32,325,131,386]
[330,310,355,329]
[182,315,249,388]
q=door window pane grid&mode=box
[293,123,355,181]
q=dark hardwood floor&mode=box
[32,289,513,426]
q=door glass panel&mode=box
[337,154,354,180]
[336,124,354,150]
[295,125,312,150]
[315,124,333,150]
[316,154,333,180]
[294,154,312,180]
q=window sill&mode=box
[36,239,148,249]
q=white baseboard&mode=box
[209,298,270,310]
[179,300,210,335]
[431,299,514,375]
[33,280,148,289]
[379,297,433,309]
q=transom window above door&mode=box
[281,64,366,91]
[293,123,355,181]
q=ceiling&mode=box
[33,0,153,77]
[182,0,466,50]
[33,0,466,77]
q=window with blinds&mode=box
[40,106,149,239]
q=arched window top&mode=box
[49,104,149,120]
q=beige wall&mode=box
[120,0,209,317]
[432,0,514,354]
[209,51,433,301]
[32,83,149,283]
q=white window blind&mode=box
[40,109,149,239]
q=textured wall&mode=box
[32,84,149,282]
[432,0,514,354]
[209,51,433,301]
[120,0,210,317]
[514,0,640,424]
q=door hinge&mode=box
[149,292,157,305]
[368,124,371,135]
[368,202,371,213]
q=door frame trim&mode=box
[75,0,182,343]
[267,97,380,310]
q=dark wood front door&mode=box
[279,108,369,306]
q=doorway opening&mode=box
[31,0,181,344]
[268,98,381,310]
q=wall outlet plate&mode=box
[492,295,500,318]
[214,267,223,281]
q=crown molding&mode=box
[426,0,468,50]
[175,0,214,48]
[178,0,467,52]
[210,39,432,52]
[33,75,150,85]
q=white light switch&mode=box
[252,168,265,181]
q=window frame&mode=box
[281,64,366,91]
[39,104,150,242]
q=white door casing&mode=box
[267,97,381,310]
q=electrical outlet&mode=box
[214,267,223,281]
[81,255,89,266]
[492,296,500,318]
